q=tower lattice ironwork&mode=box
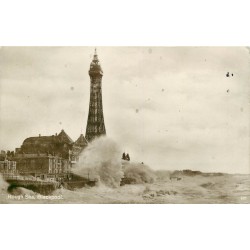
[85,49,106,142]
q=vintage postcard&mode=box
[0,47,249,204]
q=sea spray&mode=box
[123,162,156,184]
[72,137,124,188]
[0,174,9,191]
[0,173,9,203]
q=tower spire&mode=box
[93,48,99,62]
[85,49,106,142]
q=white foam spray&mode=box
[73,137,124,188]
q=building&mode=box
[71,134,88,163]
[85,49,106,142]
[13,153,70,181]
[14,130,87,180]
[0,159,17,175]
[0,150,18,177]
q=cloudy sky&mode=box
[0,47,249,173]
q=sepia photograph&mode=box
[1,1,250,250]
[0,46,249,204]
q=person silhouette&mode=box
[126,153,130,161]
[122,152,126,160]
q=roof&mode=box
[57,129,73,144]
[20,130,74,158]
[23,130,73,145]
[74,134,88,147]
[23,136,57,144]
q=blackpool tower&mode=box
[85,49,106,142]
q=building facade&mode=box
[0,150,18,179]
[71,134,88,163]
[13,153,70,180]
[0,159,17,175]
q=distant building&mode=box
[0,159,17,174]
[0,150,17,177]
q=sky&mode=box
[0,47,249,174]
